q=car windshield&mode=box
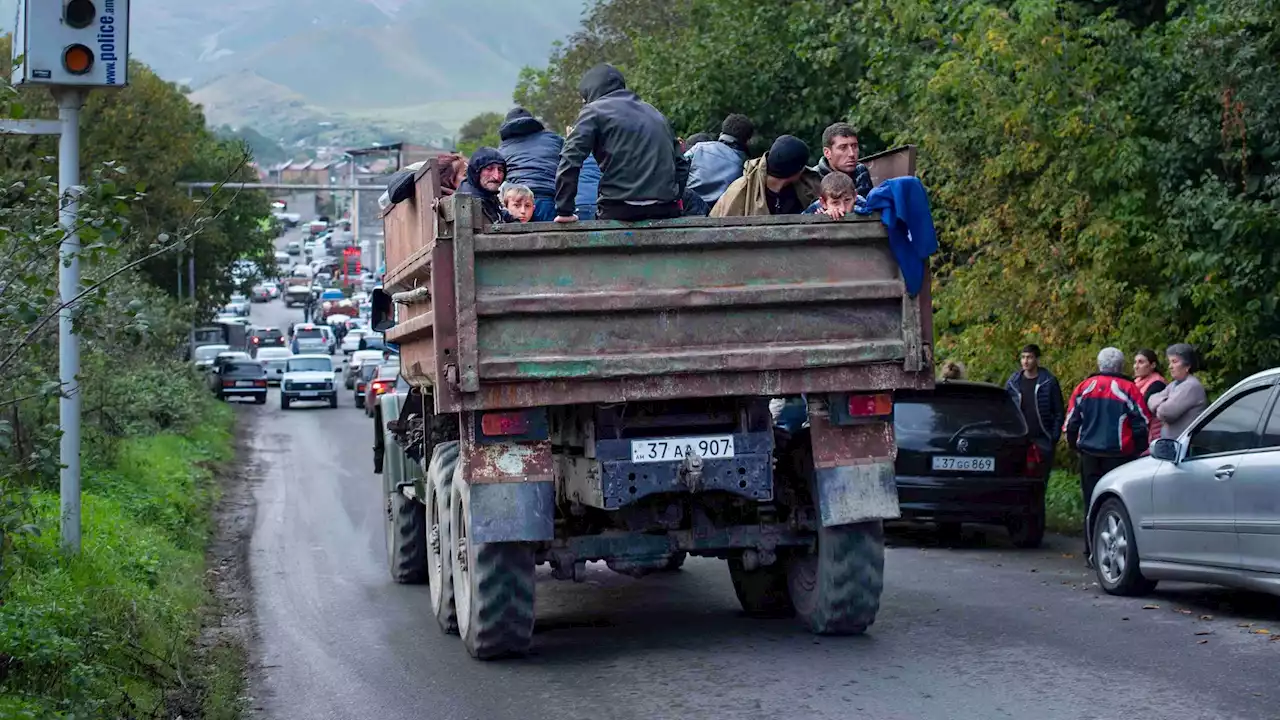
[288,358,332,373]
[376,365,401,380]
[257,348,291,359]
[224,362,265,377]
[194,345,229,360]
[895,389,1028,438]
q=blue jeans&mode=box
[575,204,597,221]
[533,197,557,222]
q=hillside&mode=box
[2,0,586,144]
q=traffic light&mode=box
[10,0,131,88]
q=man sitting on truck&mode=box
[710,135,821,217]
[812,122,874,197]
[455,147,513,224]
[554,63,689,222]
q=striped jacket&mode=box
[1063,372,1151,457]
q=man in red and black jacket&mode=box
[1063,347,1151,566]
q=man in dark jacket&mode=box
[1063,347,1151,565]
[1005,343,1065,479]
[498,107,563,222]
[555,64,689,222]
[812,122,873,197]
[455,147,512,224]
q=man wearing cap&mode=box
[710,135,821,217]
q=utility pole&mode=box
[54,88,86,552]
[10,0,132,553]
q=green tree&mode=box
[456,111,503,156]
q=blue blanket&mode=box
[860,176,938,296]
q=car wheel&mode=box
[329,394,338,409]
[281,396,291,410]
[1007,509,1046,549]
[1093,498,1157,596]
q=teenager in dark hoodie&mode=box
[498,107,564,222]
[455,147,512,223]
[555,63,689,222]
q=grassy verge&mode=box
[0,402,244,719]
[1045,468,1084,536]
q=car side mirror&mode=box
[371,289,395,332]
[1151,438,1181,462]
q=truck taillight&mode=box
[481,412,530,436]
[848,393,893,417]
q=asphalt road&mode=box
[239,237,1279,720]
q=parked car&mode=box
[364,362,401,417]
[213,360,268,403]
[280,355,338,410]
[1088,367,1280,598]
[256,347,292,385]
[893,380,1044,548]
[193,343,231,371]
[249,327,286,354]
[346,349,383,388]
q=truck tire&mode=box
[451,472,536,659]
[384,441,428,584]
[427,441,460,634]
[785,520,884,635]
[728,557,794,618]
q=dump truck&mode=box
[370,147,934,660]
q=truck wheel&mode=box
[786,520,884,635]
[451,474,536,659]
[427,441,460,634]
[384,486,428,585]
[728,557,794,618]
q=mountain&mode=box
[2,0,586,144]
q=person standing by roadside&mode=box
[1005,344,1065,479]
[1146,343,1208,439]
[1063,347,1151,566]
[1133,348,1168,443]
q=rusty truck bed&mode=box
[382,147,934,413]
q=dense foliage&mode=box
[516,0,1280,392]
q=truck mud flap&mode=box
[460,411,555,543]
[464,480,555,544]
[808,400,901,527]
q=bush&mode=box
[0,402,234,718]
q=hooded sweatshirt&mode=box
[498,109,564,198]
[709,154,821,217]
[555,64,689,216]
[455,147,511,223]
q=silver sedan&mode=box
[1088,367,1280,597]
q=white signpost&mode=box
[6,0,131,554]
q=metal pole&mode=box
[55,88,85,554]
[187,186,196,353]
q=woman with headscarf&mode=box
[1146,343,1208,440]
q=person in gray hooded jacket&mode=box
[498,107,564,222]
[684,114,754,205]
[555,63,689,222]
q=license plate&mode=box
[631,435,735,464]
[299,391,319,398]
[932,456,996,472]
[235,381,255,387]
